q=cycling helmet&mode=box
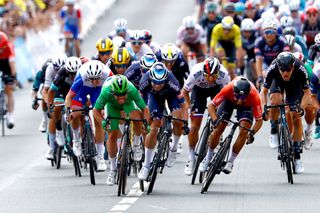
[203,57,220,76]
[289,0,300,11]
[149,62,168,84]
[280,16,293,28]
[112,36,126,48]
[205,2,218,13]
[114,18,127,31]
[86,60,103,79]
[306,6,318,14]
[245,1,256,10]
[0,31,8,48]
[224,2,235,13]
[160,43,179,61]
[52,53,67,68]
[235,2,245,13]
[272,0,284,8]
[221,16,234,29]
[262,19,277,31]
[130,30,144,42]
[276,52,296,71]
[241,18,255,31]
[111,47,131,65]
[79,56,90,64]
[140,53,157,70]
[278,4,291,16]
[314,33,320,45]
[96,38,113,52]
[293,52,305,62]
[142,29,152,43]
[65,56,81,73]
[111,74,128,95]
[182,16,196,29]
[282,27,296,36]
[65,0,76,5]
[261,10,275,21]
[233,77,251,96]
[285,34,295,47]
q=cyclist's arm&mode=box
[251,118,263,135]
[93,108,104,127]
[301,88,312,109]
[65,90,76,109]
[47,84,57,107]
[260,86,268,107]
[182,88,191,108]
[255,56,263,78]
[209,25,219,57]
[207,102,218,121]
[77,9,82,36]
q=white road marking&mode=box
[108,181,149,213]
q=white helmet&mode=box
[65,0,76,5]
[280,16,293,28]
[289,0,300,11]
[315,33,320,45]
[65,56,81,73]
[160,43,179,61]
[114,18,127,31]
[261,10,275,20]
[285,34,295,47]
[86,60,103,79]
[221,16,234,29]
[130,30,144,41]
[112,36,126,48]
[241,18,255,31]
[272,0,285,7]
[182,16,196,29]
[293,52,304,62]
[52,53,67,68]
[262,19,277,30]
[278,4,291,16]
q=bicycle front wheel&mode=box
[85,127,96,185]
[282,126,294,184]
[118,129,129,196]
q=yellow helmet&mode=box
[96,38,113,52]
[111,47,131,65]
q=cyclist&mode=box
[108,47,132,75]
[222,2,242,27]
[210,16,242,79]
[260,52,311,173]
[254,19,289,88]
[65,60,113,171]
[125,30,152,61]
[307,33,320,68]
[302,6,320,49]
[176,16,207,63]
[93,75,149,185]
[199,2,221,48]
[288,0,306,36]
[60,0,82,57]
[31,59,52,133]
[311,62,320,139]
[280,16,294,30]
[0,31,16,129]
[284,34,302,53]
[108,18,131,41]
[124,53,158,89]
[243,1,261,22]
[46,57,82,158]
[238,18,257,81]
[138,62,187,180]
[282,27,308,60]
[142,29,160,54]
[156,43,190,89]
[199,77,262,174]
[92,38,113,65]
[182,57,230,175]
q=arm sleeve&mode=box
[130,84,146,110]
[210,25,219,48]
[70,75,83,93]
[94,86,110,110]
[234,27,242,48]
[32,71,44,91]
[211,84,232,106]
[251,91,263,120]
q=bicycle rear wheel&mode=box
[147,133,169,195]
[192,122,209,185]
[282,127,294,184]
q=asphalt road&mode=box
[1,0,320,212]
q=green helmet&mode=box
[111,74,128,95]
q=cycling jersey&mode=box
[155,51,190,87]
[242,32,257,60]
[212,78,262,120]
[183,62,230,92]
[32,59,51,92]
[254,36,290,66]
[125,42,152,61]
[308,44,320,66]
[60,5,81,39]
[70,61,113,107]
[295,35,308,59]
[108,30,132,42]
[302,20,320,48]
[50,67,75,100]
[124,61,146,89]
[210,23,242,48]
[0,41,14,60]
[176,24,206,45]
[199,16,222,47]
[44,63,62,88]
[310,63,320,94]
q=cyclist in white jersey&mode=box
[108,18,132,42]
[125,30,152,61]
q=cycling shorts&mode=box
[216,41,236,63]
[71,87,101,107]
[63,25,79,39]
[185,42,205,58]
[0,59,14,85]
[217,99,253,124]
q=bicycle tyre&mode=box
[282,126,294,184]
[85,127,95,185]
[73,155,81,177]
[147,133,169,195]
[191,122,209,185]
[56,146,63,169]
[0,90,5,136]
[118,129,129,196]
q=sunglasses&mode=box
[243,30,252,34]
[151,80,165,85]
[278,64,293,72]
[204,72,218,79]
[223,28,232,31]
[308,13,317,17]
[234,93,247,100]
[114,64,127,69]
[163,60,175,65]
[264,29,276,35]
[114,92,127,97]
[89,77,100,80]
[132,41,143,46]
[186,27,195,31]
[99,51,111,55]
[116,29,126,33]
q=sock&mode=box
[294,141,302,159]
[205,148,214,160]
[109,157,116,171]
[170,135,180,151]
[117,138,122,150]
[134,135,141,146]
[55,121,62,131]
[72,128,80,141]
[189,148,195,162]
[228,152,238,163]
[49,133,56,150]
[143,148,153,168]
[270,120,278,134]
[119,124,124,134]
[97,143,105,158]
[42,111,48,122]
[305,124,314,133]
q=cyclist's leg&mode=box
[4,76,14,128]
[72,28,81,57]
[190,42,205,63]
[179,42,191,62]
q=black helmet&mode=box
[282,27,296,36]
[277,52,295,71]
[233,77,251,96]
